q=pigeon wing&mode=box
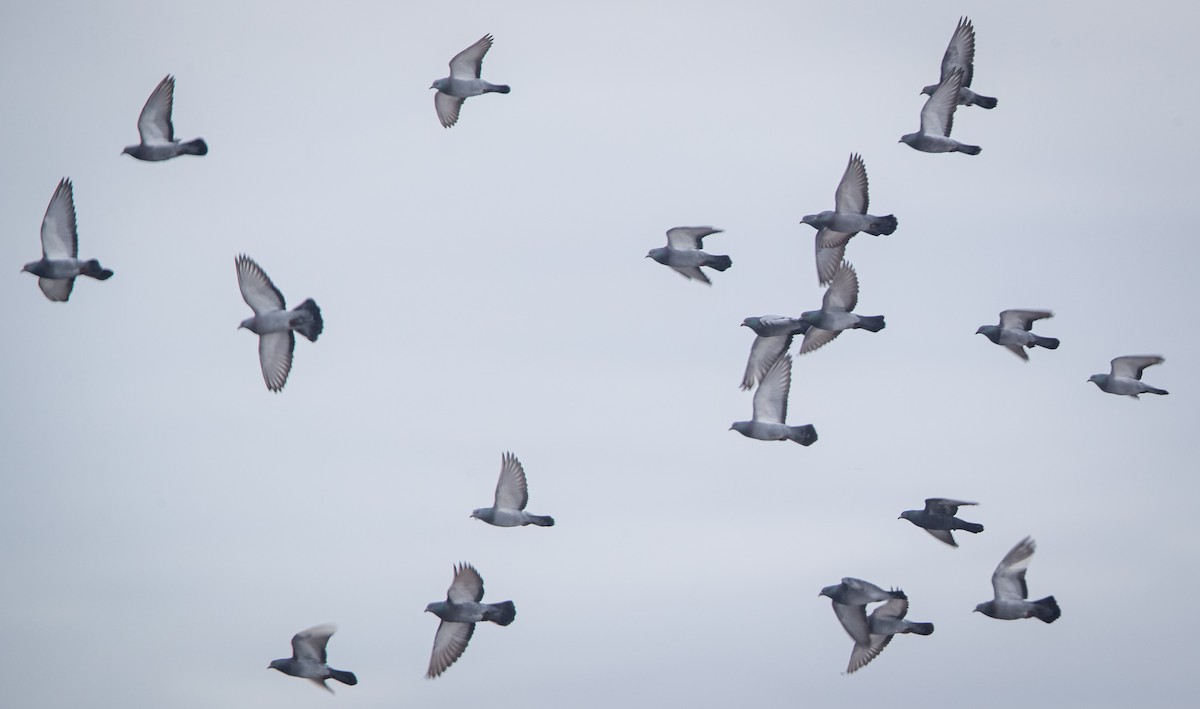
[258,331,294,392]
[291,624,335,664]
[1110,355,1164,380]
[671,265,711,284]
[38,278,74,302]
[921,69,962,137]
[999,309,1052,331]
[494,452,529,510]
[426,620,474,678]
[834,153,869,214]
[939,17,976,87]
[434,91,465,128]
[448,563,485,603]
[925,528,958,547]
[814,230,850,286]
[822,261,860,313]
[798,326,842,355]
[992,536,1035,601]
[925,498,976,516]
[751,354,791,424]
[235,255,286,315]
[40,178,78,259]
[137,75,175,144]
[449,34,493,79]
[847,593,909,673]
[832,602,871,646]
[741,334,791,391]
[666,226,721,250]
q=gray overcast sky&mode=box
[2,1,1197,707]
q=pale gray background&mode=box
[1,1,1196,707]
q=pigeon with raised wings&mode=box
[268,624,357,693]
[646,226,732,284]
[235,255,323,392]
[976,309,1059,360]
[974,536,1060,622]
[122,75,208,161]
[1088,356,1168,398]
[738,316,811,390]
[21,178,113,301]
[801,154,898,285]
[921,17,997,109]
[798,262,885,354]
[471,452,555,527]
[846,591,934,674]
[425,563,516,678]
[431,34,511,127]
[900,69,980,154]
[730,355,817,445]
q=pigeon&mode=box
[268,624,358,693]
[974,536,1060,623]
[425,563,516,678]
[730,355,817,445]
[899,498,984,547]
[121,75,208,161]
[21,178,113,302]
[900,69,981,155]
[431,34,511,128]
[798,262,885,354]
[739,316,811,390]
[235,255,323,392]
[976,310,1060,360]
[801,154,898,285]
[646,226,732,284]
[921,17,998,109]
[1088,356,1168,398]
[846,591,935,674]
[470,452,555,527]
[819,578,904,651]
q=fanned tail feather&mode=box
[485,601,516,626]
[293,298,323,342]
[180,138,208,155]
[788,424,818,446]
[1033,596,1061,623]
[81,259,114,280]
[707,255,733,271]
[857,315,886,333]
[329,669,358,686]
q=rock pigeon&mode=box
[974,536,1060,623]
[431,34,510,128]
[235,255,323,392]
[899,498,984,547]
[121,75,208,161]
[976,310,1060,360]
[730,355,817,445]
[646,226,732,284]
[801,154,898,286]
[798,262,885,354]
[425,563,516,678]
[21,178,113,302]
[739,316,811,390]
[470,452,555,527]
[819,577,906,666]
[900,69,981,155]
[268,624,358,693]
[1088,355,1168,398]
[846,591,935,674]
[922,17,998,109]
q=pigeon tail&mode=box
[1143,386,1169,396]
[80,259,114,280]
[867,215,898,236]
[484,601,517,626]
[179,138,208,155]
[960,521,984,534]
[1032,335,1060,350]
[957,144,982,155]
[293,298,323,342]
[973,95,998,109]
[857,315,886,332]
[527,514,555,527]
[909,622,935,635]
[706,255,733,272]
[1033,596,1061,623]
[787,424,818,446]
[328,669,357,686]
[486,84,511,94]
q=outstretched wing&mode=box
[741,334,791,391]
[235,254,286,315]
[426,620,474,678]
[448,34,494,79]
[834,153,869,214]
[924,498,976,516]
[40,178,79,259]
[821,261,860,313]
[448,563,485,603]
[751,354,791,424]
[939,17,977,87]
[494,452,529,510]
[998,309,1052,331]
[666,226,721,250]
[434,91,466,128]
[992,536,1036,601]
[291,623,335,664]
[258,331,295,392]
[920,69,962,137]
[1110,355,1164,380]
[137,75,176,144]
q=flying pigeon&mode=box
[425,563,516,678]
[1088,355,1168,398]
[819,578,905,657]
[846,591,935,674]
[801,154,898,285]
[431,34,511,128]
[974,536,1060,623]
[21,178,113,301]
[798,262,885,354]
[646,226,732,284]
[922,17,998,109]
[976,310,1060,360]
[899,498,984,547]
[235,255,323,392]
[739,316,811,390]
[121,75,208,161]
[900,69,980,155]
[470,452,555,527]
[730,355,817,445]
[268,624,358,693]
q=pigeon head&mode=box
[740,317,759,329]
[899,133,919,146]
[430,78,449,91]
[470,508,494,523]
[818,584,840,599]
[975,325,1000,343]
[973,602,994,616]
[268,659,288,672]
[799,212,832,229]
[20,262,37,275]
[425,601,447,615]
[729,421,751,435]
[238,317,257,333]
[799,310,822,326]
[121,145,136,157]
[645,247,669,265]
[1087,374,1106,387]
[920,83,939,96]
[898,510,915,521]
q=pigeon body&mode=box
[21,179,113,301]
[921,17,997,109]
[646,226,732,284]
[235,255,323,392]
[122,75,207,161]
[900,69,980,155]
[268,624,357,693]
[798,262,885,354]
[730,355,817,445]
[471,452,555,527]
[975,536,1060,622]
[431,34,510,127]
[801,154,897,285]
[899,498,984,547]
[425,563,515,678]
[739,317,811,390]
[1089,356,1168,397]
[976,309,1059,360]
[847,592,934,674]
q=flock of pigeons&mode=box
[14,17,1173,688]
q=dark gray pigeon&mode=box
[974,536,1060,623]
[798,262,885,354]
[235,255,323,392]
[900,69,980,155]
[431,34,510,128]
[819,578,905,664]
[425,563,516,678]
[976,310,1060,360]
[801,154,898,286]
[899,498,984,547]
[471,452,555,527]
[739,316,811,390]
[646,226,732,284]
[921,17,998,109]
[847,591,934,674]
[268,624,358,693]
[1088,355,1168,398]
[21,178,113,302]
[730,355,817,445]
[121,75,208,161]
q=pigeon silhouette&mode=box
[899,498,984,547]
[268,624,357,693]
[431,34,510,127]
[21,178,113,301]
[122,75,208,161]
